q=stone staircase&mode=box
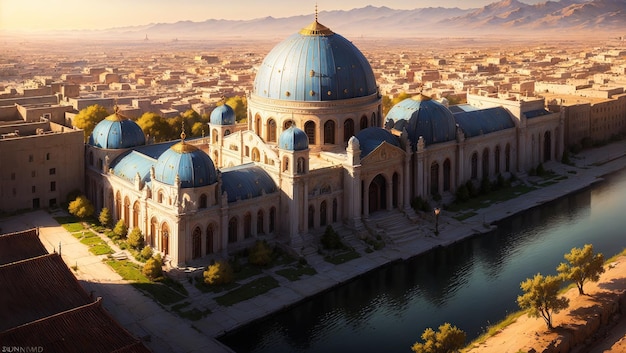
[363,210,425,246]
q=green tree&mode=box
[204,260,234,285]
[137,112,171,142]
[68,195,94,219]
[411,322,466,353]
[517,273,569,329]
[113,219,128,239]
[140,245,153,261]
[127,227,144,250]
[98,207,112,227]
[557,244,605,295]
[382,92,413,116]
[224,96,247,122]
[74,104,109,142]
[142,254,163,279]
[248,240,273,266]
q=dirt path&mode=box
[466,258,626,353]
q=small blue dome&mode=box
[355,127,400,158]
[278,126,309,151]
[385,94,456,149]
[89,111,145,149]
[154,141,217,188]
[210,104,235,125]
[253,20,377,102]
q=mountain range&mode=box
[11,0,626,40]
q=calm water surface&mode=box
[220,170,626,353]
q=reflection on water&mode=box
[220,171,626,353]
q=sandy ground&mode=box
[466,258,626,353]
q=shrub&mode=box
[480,178,491,195]
[465,180,478,198]
[113,219,128,239]
[561,150,571,165]
[248,240,273,266]
[127,228,144,250]
[321,225,344,250]
[454,184,470,203]
[142,256,163,280]
[68,195,94,219]
[140,246,153,261]
[536,163,546,176]
[411,196,431,212]
[204,260,234,285]
[98,207,112,228]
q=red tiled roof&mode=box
[0,253,92,331]
[0,228,49,265]
[0,298,151,353]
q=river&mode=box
[220,170,626,353]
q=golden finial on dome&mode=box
[412,93,432,102]
[171,119,197,153]
[106,103,125,121]
[300,4,334,36]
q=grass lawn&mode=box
[215,276,279,307]
[446,184,536,213]
[172,302,211,321]
[324,249,361,265]
[106,260,187,305]
[194,277,240,293]
[132,282,186,305]
[275,266,317,281]
[54,216,85,233]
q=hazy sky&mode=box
[0,0,553,31]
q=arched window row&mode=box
[257,115,376,146]
[308,198,339,230]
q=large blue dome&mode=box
[253,19,377,102]
[278,126,309,151]
[210,103,235,125]
[154,140,217,188]
[89,110,145,149]
[385,94,457,149]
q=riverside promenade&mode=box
[2,140,626,353]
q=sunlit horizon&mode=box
[1,0,555,31]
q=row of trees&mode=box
[73,96,247,143]
[411,244,605,353]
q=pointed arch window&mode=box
[267,119,277,142]
[344,119,354,143]
[206,223,215,254]
[324,120,335,144]
[305,121,315,145]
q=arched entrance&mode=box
[161,223,169,256]
[544,131,552,162]
[368,174,387,214]
[192,227,201,259]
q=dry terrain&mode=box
[467,257,626,353]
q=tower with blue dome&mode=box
[209,101,236,150]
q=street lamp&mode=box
[434,208,441,235]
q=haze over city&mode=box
[1,0,568,31]
[2,1,626,352]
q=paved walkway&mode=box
[2,140,626,353]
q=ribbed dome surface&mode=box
[154,142,217,188]
[385,94,457,149]
[210,104,235,125]
[278,126,309,151]
[89,111,145,149]
[253,20,377,102]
